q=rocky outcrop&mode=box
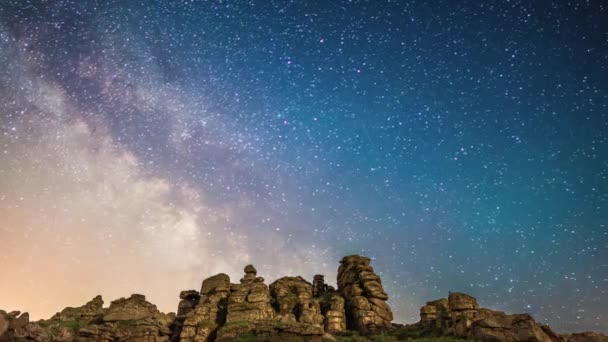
[1,255,607,342]
[179,273,231,342]
[410,291,606,342]
[50,295,104,323]
[0,295,174,342]
[337,255,393,334]
[561,332,608,342]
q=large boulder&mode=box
[448,292,480,311]
[337,255,393,334]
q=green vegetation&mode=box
[217,320,252,335]
[195,320,217,330]
[223,320,251,328]
[116,319,137,328]
[329,329,477,342]
[330,336,475,342]
[317,291,335,305]
[59,320,81,333]
[41,319,82,337]
[231,332,260,341]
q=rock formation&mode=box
[0,294,174,342]
[323,294,347,334]
[337,255,393,334]
[411,292,608,342]
[225,265,274,323]
[312,274,334,297]
[179,273,231,342]
[1,255,607,342]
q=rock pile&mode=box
[337,255,393,334]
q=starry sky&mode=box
[0,0,607,334]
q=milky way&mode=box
[0,1,607,334]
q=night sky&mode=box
[0,0,607,334]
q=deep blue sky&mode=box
[0,0,607,333]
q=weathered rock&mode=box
[337,255,393,334]
[244,265,257,275]
[269,276,323,327]
[8,313,28,331]
[323,294,346,334]
[0,312,8,338]
[103,294,158,322]
[177,290,200,318]
[1,295,173,342]
[225,266,274,324]
[180,273,231,342]
[470,312,557,342]
[200,273,231,295]
[448,292,480,311]
[3,256,607,342]
[411,292,600,342]
[312,274,335,298]
[215,320,323,342]
[561,332,608,342]
[50,295,104,324]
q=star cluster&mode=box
[0,0,606,333]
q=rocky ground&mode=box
[1,255,606,342]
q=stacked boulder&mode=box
[224,265,274,323]
[269,276,324,326]
[337,255,393,334]
[312,274,334,297]
[215,268,323,341]
[179,273,231,342]
[323,294,347,334]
